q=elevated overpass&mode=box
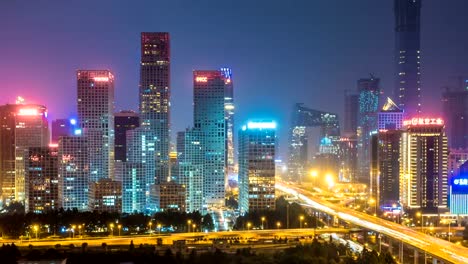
[277,181,468,264]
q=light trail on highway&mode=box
[276,181,468,264]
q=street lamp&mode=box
[187,220,192,233]
[117,224,122,236]
[276,222,281,229]
[261,217,266,230]
[109,223,114,237]
[416,212,423,233]
[369,198,376,216]
[148,221,153,234]
[325,173,334,189]
[310,170,318,185]
[442,219,451,242]
[33,225,38,240]
[157,224,162,235]
[299,215,304,229]
[247,222,252,231]
[192,224,196,233]
[78,225,82,238]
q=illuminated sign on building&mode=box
[93,77,110,82]
[243,121,277,130]
[18,108,41,116]
[195,76,208,82]
[403,117,444,126]
[451,175,468,194]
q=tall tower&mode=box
[238,121,276,214]
[193,70,229,207]
[14,105,50,202]
[400,117,448,213]
[77,70,115,181]
[357,77,380,184]
[221,68,236,184]
[442,78,468,150]
[394,0,422,115]
[114,110,140,162]
[139,32,171,184]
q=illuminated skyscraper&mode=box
[0,104,20,203]
[193,70,230,207]
[378,97,404,130]
[357,77,380,184]
[221,68,235,182]
[178,129,205,212]
[114,110,139,162]
[400,118,448,213]
[115,161,145,214]
[77,70,115,181]
[394,0,422,114]
[88,178,122,213]
[238,121,276,214]
[139,32,171,184]
[24,145,59,213]
[58,136,89,211]
[14,105,50,202]
[344,90,359,135]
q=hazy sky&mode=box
[1,0,468,157]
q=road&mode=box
[276,181,468,264]
[4,228,349,248]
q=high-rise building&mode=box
[153,181,186,212]
[448,149,468,180]
[126,128,158,212]
[193,70,229,207]
[442,85,468,150]
[139,32,171,184]
[399,117,448,213]
[58,136,89,211]
[378,97,404,130]
[238,121,276,214]
[15,105,50,202]
[357,77,380,184]
[221,68,236,184]
[376,129,402,208]
[0,104,21,203]
[114,111,140,162]
[336,136,358,182]
[178,129,205,212]
[24,146,59,213]
[115,161,145,214]
[77,70,115,181]
[449,161,468,215]
[88,178,122,213]
[51,119,77,144]
[394,0,422,115]
[344,90,359,135]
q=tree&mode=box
[202,214,214,231]
[463,224,468,241]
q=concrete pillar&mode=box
[414,249,419,264]
[388,239,393,255]
[432,258,438,264]
[399,241,404,264]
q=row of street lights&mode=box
[245,215,308,230]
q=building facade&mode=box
[377,129,401,208]
[193,70,229,207]
[115,162,145,214]
[114,110,140,162]
[357,77,380,184]
[399,118,448,213]
[77,70,115,181]
[153,181,186,212]
[344,91,359,135]
[88,178,122,213]
[394,0,422,115]
[139,32,171,184]
[221,68,236,184]
[442,86,468,150]
[15,105,50,202]
[24,146,59,213]
[58,136,89,211]
[238,121,276,214]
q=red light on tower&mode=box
[18,108,40,116]
[93,76,109,82]
[195,76,208,82]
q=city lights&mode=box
[93,76,110,82]
[18,108,40,116]
[246,121,276,129]
[403,117,444,126]
[195,76,208,82]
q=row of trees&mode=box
[0,205,214,238]
[234,196,323,230]
[0,239,397,264]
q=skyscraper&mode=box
[344,90,359,135]
[24,145,59,213]
[114,110,140,162]
[139,32,171,184]
[376,129,401,208]
[394,0,422,114]
[221,68,236,183]
[357,77,380,184]
[88,178,122,213]
[58,136,89,211]
[400,117,448,213]
[115,161,145,214]
[442,84,468,150]
[193,70,229,207]
[378,97,404,130]
[238,121,276,214]
[77,70,115,181]
[15,105,50,202]
[0,104,20,203]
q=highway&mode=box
[276,181,468,264]
[4,228,349,248]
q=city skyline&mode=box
[2,1,468,158]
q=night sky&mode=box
[1,0,468,158]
